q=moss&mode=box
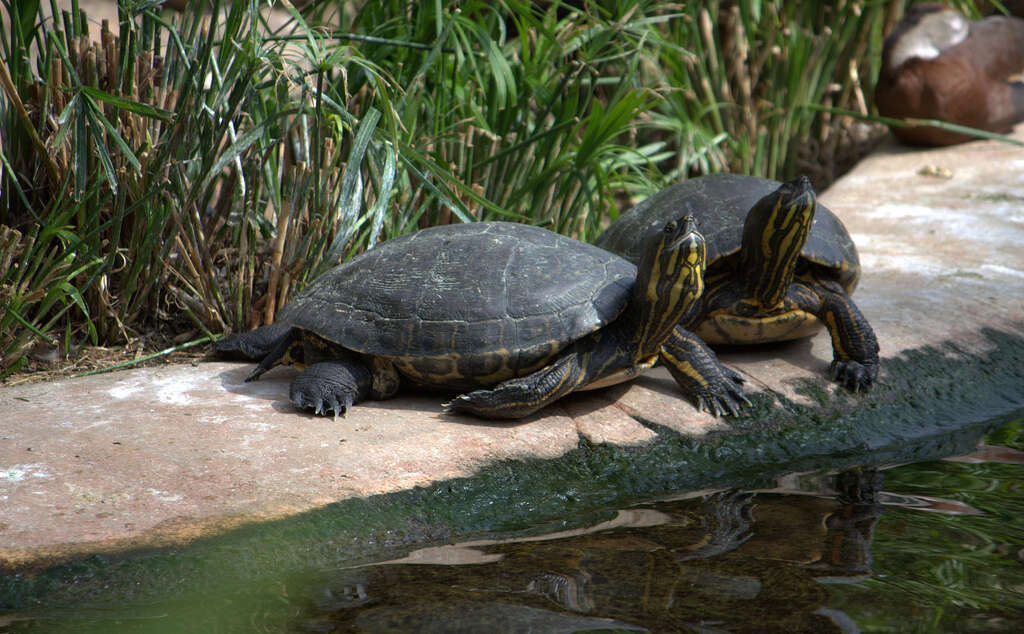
[969,192,1024,203]
[2,326,1023,617]
[944,270,984,279]
[791,378,833,408]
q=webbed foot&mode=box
[443,353,584,420]
[690,364,750,417]
[442,377,553,421]
[829,358,878,393]
[662,326,751,417]
[290,360,371,417]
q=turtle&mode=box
[595,173,879,392]
[213,219,748,420]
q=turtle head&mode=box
[740,175,816,308]
[634,213,706,357]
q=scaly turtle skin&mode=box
[215,220,747,419]
[596,174,879,392]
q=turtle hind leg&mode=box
[213,323,293,361]
[290,358,372,417]
[661,326,749,416]
[443,352,586,420]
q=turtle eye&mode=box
[663,220,677,234]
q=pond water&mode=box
[2,414,1022,633]
[281,416,1024,633]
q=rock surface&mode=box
[2,127,1023,570]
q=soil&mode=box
[2,335,207,387]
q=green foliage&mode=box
[0,0,999,373]
[1,0,285,366]
[645,0,881,182]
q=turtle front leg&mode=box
[793,279,879,392]
[443,352,586,420]
[290,358,372,417]
[660,326,749,416]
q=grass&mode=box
[0,0,1000,376]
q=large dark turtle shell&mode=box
[277,222,636,382]
[596,173,860,293]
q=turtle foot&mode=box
[829,359,878,393]
[291,388,354,418]
[693,366,750,417]
[289,361,371,418]
[443,354,583,420]
[442,388,537,420]
[441,394,474,415]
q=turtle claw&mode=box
[314,397,347,418]
[322,400,350,418]
[440,396,464,414]
[829,359,878,393]
[289,360,369,418]
[292,389,352,418]
[441,391,501,417]
[712,369,750,417]
[692,373,749,418]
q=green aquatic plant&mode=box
[0,0,999,373]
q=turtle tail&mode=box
[212,323,293,360]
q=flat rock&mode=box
[2,127,1023,570]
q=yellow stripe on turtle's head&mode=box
[740,175,816,308]
[635,213,706,359]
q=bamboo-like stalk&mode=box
[2,0,1003,374]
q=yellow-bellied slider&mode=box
[215,220,748,419]
[596,174,879,391]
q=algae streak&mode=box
[1,327,1023,628]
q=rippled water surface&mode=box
[3,415,1022,633]
[287,417,1023,633]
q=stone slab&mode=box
[2,126,1023,570]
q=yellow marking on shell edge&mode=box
[391,350,476,384]
[391,345,559,389]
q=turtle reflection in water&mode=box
[300,472,883,632]
[596,174,880,392]
[215,219,747,419]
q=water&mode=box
[286,417,1024,633]
[2,416,1022,632]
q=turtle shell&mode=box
[278,222,636,386]
[596,173,860,293]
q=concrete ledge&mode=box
[2,127,1024,574]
